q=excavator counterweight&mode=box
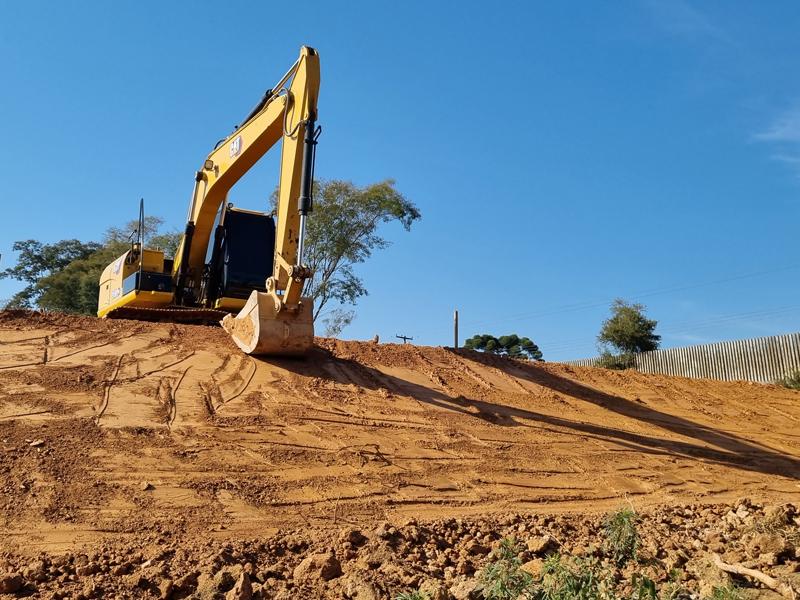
[97,47,321,356]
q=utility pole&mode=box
[454,309,459,349]
[396,334,414,344]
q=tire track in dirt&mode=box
[223,358,257,402]
[4,314,800,549]
[49,332,140,362]
[0,409,52,421]
[204,354,255,412]
[131,351,196,382]
[166,365,192,428]
[0,332,51,370]
[95,354,125,423]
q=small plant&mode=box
[604,507,640,566]
[750,506,800,547]
[708,585,742,600]
[394,591,430,600]
[666,568,683,583]
[659,570,690,600]
[778,369,800,390]
[536,554,616,600]
[659,581,690,600]
[630,573,657,600]
[480,537,536,600]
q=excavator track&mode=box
[106,306,230,325]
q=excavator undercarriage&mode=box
[105,306,229,325]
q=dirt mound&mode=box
[1,310,799,588]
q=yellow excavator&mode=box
[97,46,320,356]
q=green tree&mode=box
[36,243,127,314]
[321,308,354,337]
[464,333,544,361]
[1,216,181,315]
[104,215,182,258]
[3,176,418,324]
[272,178,420,329]
[597,299,660,355]
[0,239,102,308]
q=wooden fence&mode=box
[565,332,800,383]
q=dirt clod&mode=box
[226,571,253,600]
[0,573,24,594]
[293,551,342,583]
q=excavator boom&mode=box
[97,47,320,356]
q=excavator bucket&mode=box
[221,290,314,356]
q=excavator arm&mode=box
[97,46,321,356]
[173,45,320,309]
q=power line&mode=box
[540,304,800,351]
[469,263,800,329]
[552,307,797,352]
[540,304,800,358]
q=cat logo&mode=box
[230,135,243,158]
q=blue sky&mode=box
[1,1,798,361]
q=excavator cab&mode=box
[202,204,275,311]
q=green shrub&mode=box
[778,370,800,390]
[604,507,640,566]
[597,352,636,370]
[629,573,657,600]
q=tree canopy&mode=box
[2,178,418,330]
[597,299,660,355]
[464,333,544,361]
[271,178,420,336]
[104,215,182,259]
[0,217,181,314]
[0,239,102,309]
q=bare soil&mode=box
[1,310,799,598]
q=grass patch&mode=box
[394,592,430,600]
[629,573,658,599]
[750,506,800,548]
[536,554,614,600]
[709,585,743,600]
[395,517,751,600]
[479,537,535,600]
